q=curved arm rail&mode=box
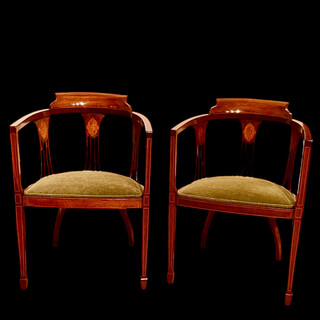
[132,112,153,135]
[291,119,312,145]
[10,109,50,132]
[171,114,209,135]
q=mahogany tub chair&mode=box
[167,98,312,305]
[10,92,152,290]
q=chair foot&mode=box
[140,277,148,290]
[284,291,293,306]
[19,277,28,290]
[167,271,175,284]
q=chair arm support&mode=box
[132,112,152,197]
[295,144,312,214]
[130,112,152,189]
[143,136,152,199]
[294,120,313,213]
[168,133,178,195]
[10,130,23,194]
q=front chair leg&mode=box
[140,205,149,289]
[285,219,302,306]
[15,204,28,289]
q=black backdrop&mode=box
[2,5,319,318]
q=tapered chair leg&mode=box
[15,205,28,289]
[53,208,66,248]
[268,218,282,261]
[167,203,177,284]
[140,206,149,289]
[285,219,302,306]
[201,211,215,249]
[119,209,134,247]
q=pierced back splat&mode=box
[49,92,132,172]
[239,120,261,176]
[82,113,105,170]
[210,98,295,178]
[209,98,292,178]
[34,117,53,177]
[193,121,208,180]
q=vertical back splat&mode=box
[34,117,53,177]
[239,120,261,176]
[193,121,208,180]
[82,113,105,170]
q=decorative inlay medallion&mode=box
[243,123,256,143]
[87,117,100,138]
[35,118,50,142]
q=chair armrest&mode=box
[292,119,312,146]
[131,112,152,198]
[171,114,209,136]
[10,109,50,132]
[132,112,153,135]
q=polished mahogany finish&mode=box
[50,92,131,112]
[34,117,53,177]
[10,92,152,290]
[167,98,312,306]
[82,113,105,170]
[211,98,292,119]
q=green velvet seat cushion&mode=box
[24,170,144,198]
[178,176,296,208]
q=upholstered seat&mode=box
[178,176,296,208]
[24,170,144,198]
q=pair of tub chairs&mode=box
[10,92,312,305]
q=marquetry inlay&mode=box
[82,113,105,138]
[35,117,50,142]
[243,122,256,143]
[87,117,100,138]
